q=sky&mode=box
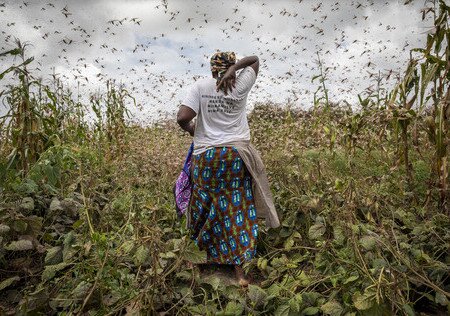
[0,0,434,124]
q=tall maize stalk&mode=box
[394,0,450,211]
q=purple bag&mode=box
[174,142,194,218]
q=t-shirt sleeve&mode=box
[181,82,200,114]
[233,66,257,99]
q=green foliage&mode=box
[2,107,447,316]
[0,1,449,314]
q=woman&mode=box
[177,52,280,286]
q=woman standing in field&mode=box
[177,52,280,286]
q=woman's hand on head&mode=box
[216,65,236,95]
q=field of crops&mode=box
[0,1,449,316]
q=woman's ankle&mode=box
[234,266,249,286]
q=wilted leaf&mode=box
[359,236,377,251]
[19,197,34,212]
[42,262,69,281]
[103,290,121,307]
[352,291,374,310]
[402,304,415,316]
[297,270,311,287]
[202,275,222,291]
[63,231,76,261]
[176,270,192,281]
[372,258,388,270]
[72,280,92,299]
[159,251,176,259]
[248,284,267,306]
[16,179,38,195]
[61,198,82,217]
[284,231,302,250]
[187,304,209,315]
[121,240,135,255]
[321,300,343,316]
[266,283,281,299]
[223,301,244,315]
[343,274,359,284]
[45,246,63,265]
[5,239,33,251]
[274,303,290,316]
[271,255,288,269]
[284,235,295,250]
[302,306,320,315]
[11,220,28,233]
[308,223,326,240]
[435,292,449,306]
[333,226,345,245]
[0,276,20,291]
[289,293,303,312]
[0,224,10,234]
[49,198,63,213]
[257,257,268,271]
[25,216,43,236]
[134,245,149,266]
[182,241,206,264]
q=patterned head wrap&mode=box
[210,51,236,85]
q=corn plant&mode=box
[411,0,449,212]
[0,41,90,181]
[387,58,419,188]
[312,52,336,153]
[0,40,137,184]
[0,40,43,176]
[104,79,134,157]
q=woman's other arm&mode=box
[177,105,196,136]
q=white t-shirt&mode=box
[182,66,257,155]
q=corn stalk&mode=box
[413,0,450,213]
[0,40,42,176]
[312,52,336,153]
[105,80,134,158]
[388,58,419,188]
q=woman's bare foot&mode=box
[234,265,250,287]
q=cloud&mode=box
[0,0,432,123]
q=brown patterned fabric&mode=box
[189,146,258,265]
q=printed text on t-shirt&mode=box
[202,94,237,113]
